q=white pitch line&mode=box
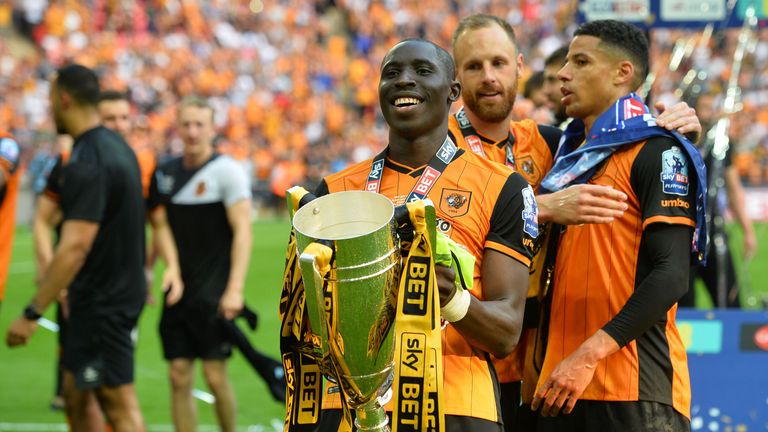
[192,388,216,404]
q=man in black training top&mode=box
[6,64,147,432]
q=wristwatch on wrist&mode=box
[23,304,42,321]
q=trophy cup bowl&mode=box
[293,190,400,431]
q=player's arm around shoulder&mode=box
[654,101,702,144]
[536,184,628,225]
[442,172,535,358]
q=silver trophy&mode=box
[293,190,401,432]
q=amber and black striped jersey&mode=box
[315,145,537,422]
[539,136,696,418]
[0,132,21,302]
[449,115,561,384]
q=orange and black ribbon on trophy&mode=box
[279,187,322,431]
[279,187,444,432]
[390,200,444,432]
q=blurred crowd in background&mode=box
[2,0,768,215]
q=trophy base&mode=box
[354,400,390,432]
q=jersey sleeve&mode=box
[485,172,537,267]
[631,137,698,230]
[60,151,108,224]
[0,136,20,181]
[220,158,252,207]
[602,223,692,347]
[536,124,562,158]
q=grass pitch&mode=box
[0,219,291,429]
[1,220,766,430]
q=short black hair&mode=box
[574,20,649,88]
[386,39,456,80]
[452,14,518,52]
[55,64,100,106]
[98,90,129,104]
[545,46,569,68]
[523,71,545,99]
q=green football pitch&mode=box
[0,220,291,431]
[1,220,766,430]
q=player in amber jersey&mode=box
[449,14,703,431]
[0,131,21,311]
[449,17,563,430]
[531,20,705,431]
[315,39,535,432]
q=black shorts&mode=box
[318,409,502,432]
[515,403,538,432]
[536,400,690,432]
[159,301,232,360]
[61,309,140,390]
[499,381,522,432]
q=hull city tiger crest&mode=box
[196,181,207,196]
[439,188,471,218]
[516,155,541,186]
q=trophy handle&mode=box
[298,242,334,362]
[286,185,318,218]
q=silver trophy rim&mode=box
[292,190,395,241]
